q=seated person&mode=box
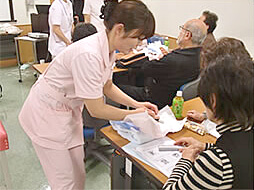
[163,54,253,189]
[188,37,253,121]
[118,18,207,109]
[72,22,97,42]
[199,10,218,47]
[199,10,219,69]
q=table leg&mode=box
[14,38,22,82]
[32,41,39,64]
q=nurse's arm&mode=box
[52,25,71,46]
[103,79,140,108]
[84,97,146,121]
[103,80,159,116]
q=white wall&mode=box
[12,0,254,56]
[143,0,254,57]
[13,0,50,24]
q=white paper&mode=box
[124,106,185,139]
[133,41,168,61]
[201,119,221,138]
[158,106,187,133]
[122,142,157,169]
[125,158,132,177]
[123,137,181,177]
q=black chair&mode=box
[180,77,200,101]
[82,106,113,172]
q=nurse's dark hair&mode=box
[198,55,254,129]
[100,0,155,38]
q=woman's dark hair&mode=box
[100,0,155,39]
[198,55,254,128]
[72,23,97,42]
[201,37,253,70]
[202,10,218,33]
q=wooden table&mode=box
[32,63,49,74]
[100,97,216,189]
[32,63,127,75]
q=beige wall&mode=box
[143,0,254,57]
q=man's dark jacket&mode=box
[142,47,201,109]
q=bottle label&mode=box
[172,98,184,119]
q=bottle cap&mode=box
[176,91,182,97]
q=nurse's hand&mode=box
[66,40,72,46]
[136,102,159,119]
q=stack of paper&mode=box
[122,137,181,177]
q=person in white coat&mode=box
[19,0,157,189]
[83,0,105,32]
[48,0,73,58]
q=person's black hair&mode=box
[203,10,218,33]
[100,0,155,39]
[72,23,97,42]
[198,55,254,128]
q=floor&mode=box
[0,66,111,190]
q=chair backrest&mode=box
[180,77,200,101]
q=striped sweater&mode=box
[163,122,253,190]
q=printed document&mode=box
[122,137,181,177]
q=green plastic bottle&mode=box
[164,37,169,47]
[172,91,184,119]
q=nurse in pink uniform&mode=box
[19,0,157,189]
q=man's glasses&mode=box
[179,25,192,35]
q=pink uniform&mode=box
[19,31,115,189]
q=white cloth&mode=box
[83,0,105,32]
[48,0,73,57]
[124,106,186,138]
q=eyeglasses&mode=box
[179,25,192,35]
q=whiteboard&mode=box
[0,0,11,21]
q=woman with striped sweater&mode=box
[163,55,253,190]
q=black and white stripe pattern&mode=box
[162,122,249,190]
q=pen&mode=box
[158,145,184,151]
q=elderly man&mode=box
[118,19,207,109]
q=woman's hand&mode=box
[175,137,206,153]
[135,102,159,120]
[187,110,205,122]
[176,137,205,162]
[180,146,201,162]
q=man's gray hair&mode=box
[186,22,206,45]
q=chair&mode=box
[0,121,12,189]
[180,77,200,101]
[83,107,112,172]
